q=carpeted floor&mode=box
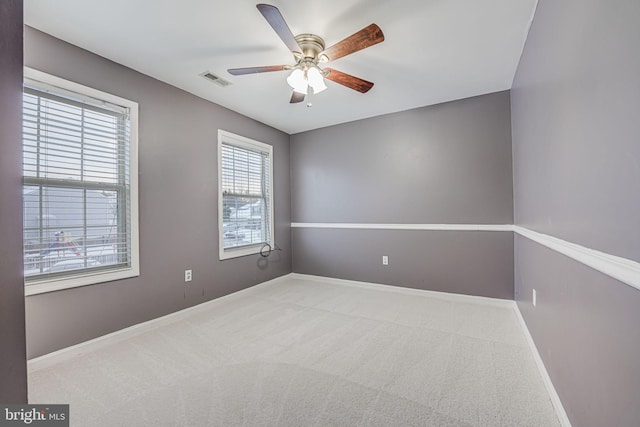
[28,275,561,426]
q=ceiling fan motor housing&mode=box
[294,34,325,62]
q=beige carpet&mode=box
[28,275,561,426]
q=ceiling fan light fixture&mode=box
[286,68,308,94]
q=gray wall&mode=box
[512,1,640,262]
[0,0,28,403]
[511,0,640,425]
[291,92,514,298]
[24,28,292,359]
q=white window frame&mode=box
[218,130,274,260]
[23,68,139,296]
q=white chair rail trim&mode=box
[291,222,640,291]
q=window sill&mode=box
[219,243,271,260]
[24,266,140,296]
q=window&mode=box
[22,68,139,295]
[218,130,274,260]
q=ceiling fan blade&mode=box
[290,91,305,103]
[323,68,374,93]
[257,4,301,55]
[320,24,384,62]
[228,65,287,75]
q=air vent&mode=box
[200,71,232,87]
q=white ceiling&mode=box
[24,0,537,134]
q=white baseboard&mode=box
[28,273,293,371]
[291,273,515,308]
[513,302,572,427]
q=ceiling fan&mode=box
[228,4,385,104]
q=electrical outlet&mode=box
[533,289,537,307]
[185,269,192,282]
[382,255,389,266]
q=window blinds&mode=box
[220,142,271,250]
[23,84,132,281]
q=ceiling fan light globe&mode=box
[307,67,327,94]
[311,80,327,94]
[306,67,322,84]
[291,80,309,95]
[287,69,305,88]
